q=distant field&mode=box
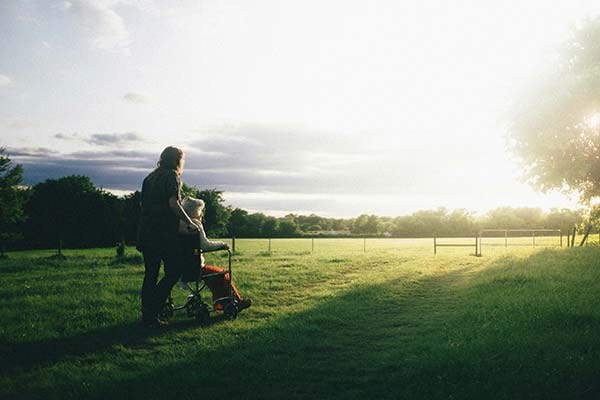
[224,235,587,255]
[1,240,600,399]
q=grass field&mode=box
[1,238,600,399]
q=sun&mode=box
[586,113,600,129]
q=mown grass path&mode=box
[1,242,599,399]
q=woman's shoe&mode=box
[143,316,168,328]
[238,298,252,312]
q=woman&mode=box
[179,196,251,312]
[136,146,198,327]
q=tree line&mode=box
[0,149,590,254]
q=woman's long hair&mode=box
[157,146,184,175]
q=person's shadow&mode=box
[1,314,229,376]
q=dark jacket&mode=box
[136,168,181,252]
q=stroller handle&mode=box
[196,231,232,271]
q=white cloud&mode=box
[0,75,12,87]
[6,119,36,129]
[64,0,130,52]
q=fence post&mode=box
[505,230,508,248]
[268,238,271,253]
[560,230,563,247]
[434,234,437,255]
[312,237,314,253]
[232,237,236,253]
[532,230,536,248]
[363,237,366,253]
[475,235,478,256]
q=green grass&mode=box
[1,239,600,399]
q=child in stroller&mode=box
[166,196,251,323]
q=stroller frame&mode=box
[162,233,238,325]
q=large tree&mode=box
[510,16,600,204]
[0,149,25,257]
[24,175,118,254]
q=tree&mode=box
[246,213,268,237]
[228,208,248,237]
[447,209,475,236]
[544,208,584,234]
[350,214,380,235]
[510,17,600,203]
[181,184,230,237]
[262,216,279,238]
[24,175,117,255]
[0,149,25,257]
[122,191,141,243]
[297,214,323,232]
[277,215,300,237]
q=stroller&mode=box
[162,232,239,325]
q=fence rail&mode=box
[433,235,479,255]
[478,229,562,256]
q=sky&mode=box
[1,0,599,217]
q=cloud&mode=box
[123,92,148,104]
[6,147,59,157]
[9,146,154,190]
[0,75,12,87]
[54,133,78,140]
[13,124,448,200]
[185,123,372,173]
[63,0,130,52]
[88,132,144,146]
[54,131,145,146]
[7,122,506,216]
[6,119,36,129]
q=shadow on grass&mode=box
[4,248,600,400]
[0,312,242,379]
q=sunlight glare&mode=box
[586,113,600,129]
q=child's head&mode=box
[182,196,205,220]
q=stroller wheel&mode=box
[224,302,238,320]
[195,306,210,326]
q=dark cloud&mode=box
[88,132,144,146]
[69,150,155,160]
[8,123,466,216]
[9,146,153,190]
[19,160,148,191]
[6,147,59,157]
[54,133,78,140]
[10,143,412,197]
[54,132,144,146]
